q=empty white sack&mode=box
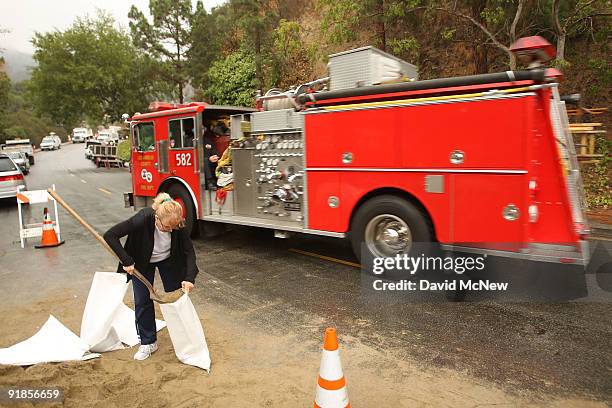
[0,315,99,366]
[80,272,166,352]
[159,294,211,371]
[112,302,167,347]
[80,272,129,352]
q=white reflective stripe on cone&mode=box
[314,385,350,408]
[319,349,344,381]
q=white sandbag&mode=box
[159,294,210,371]
[0,315,100,366]
[112,303,167,347]
[80,272,128,352]
[80,272,167,351]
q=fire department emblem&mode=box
[140,169,153,183]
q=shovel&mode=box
[48,189,184,304]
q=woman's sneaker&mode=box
[134,342,158,360]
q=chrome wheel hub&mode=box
[364,214,412,258]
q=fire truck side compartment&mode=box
[302,89,578,246]
[229,109,306,224]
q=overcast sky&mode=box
[0,0,226,54]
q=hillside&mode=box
[2,48,34,82]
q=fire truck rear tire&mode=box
[350,195,433,263]
[165,183,198,238]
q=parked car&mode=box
[40,133,61,151]
[5,151,30,174]
[0,154,27,199]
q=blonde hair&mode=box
[152,192,185,228]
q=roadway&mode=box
[0,143,610,406]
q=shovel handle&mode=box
[47,189,162,301]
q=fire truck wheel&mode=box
[351,195,432,263]
[165,184,198,238]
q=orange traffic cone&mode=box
[314,328,350,408]
[35,207,65,248]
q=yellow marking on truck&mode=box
[289,248,361,269]
[98,188,112,196]
[321,86,533,111]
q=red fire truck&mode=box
[124,36,589,265]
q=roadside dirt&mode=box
[0,290,607,407]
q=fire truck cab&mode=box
[126,36,589,266]
[128,102,255,231]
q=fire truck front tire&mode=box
[350,195,433,263]
[165,183,198,238]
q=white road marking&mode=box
[80,179,87,184]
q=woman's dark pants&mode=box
[133,258,181,345]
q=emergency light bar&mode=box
[510,36,556,68]
[148,101,208,112]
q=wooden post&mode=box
[589,134,596,155]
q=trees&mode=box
[227,0,279,90]
[189,3,222,96]
[29,13,155,129]
[0,27,11,140]
[0,59,10,139]
[206,50,256,107]
[319,0,391,51]
[129,0,197,103]
[550,0,611,65]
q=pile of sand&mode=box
[0,291,605,407]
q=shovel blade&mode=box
[151,288,185,304]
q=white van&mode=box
[72,127,92,143]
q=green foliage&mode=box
[441,28,456,41]
[28,12,155,129]
[206,50,256,107]
[0,70,10,137]
[129,0,196,103]
[319,0,363,44]
[583,136,612,209]
[268,19,315,88]
[116,139,131,162]
[388,37,419,55]
[0,89,66,145]
[480,4,505,26]
[188,5,220,93]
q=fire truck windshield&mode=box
[134,122,155,151]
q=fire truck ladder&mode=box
[549,84,589,236]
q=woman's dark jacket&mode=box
[103,208,199,283]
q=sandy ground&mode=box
[0,287,607,408]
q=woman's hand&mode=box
[181,281,194,294]
[123,264,135,275]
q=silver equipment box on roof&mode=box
[328,46,418,91]
[250,109,304,133]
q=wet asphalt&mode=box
[0,143,610,402]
